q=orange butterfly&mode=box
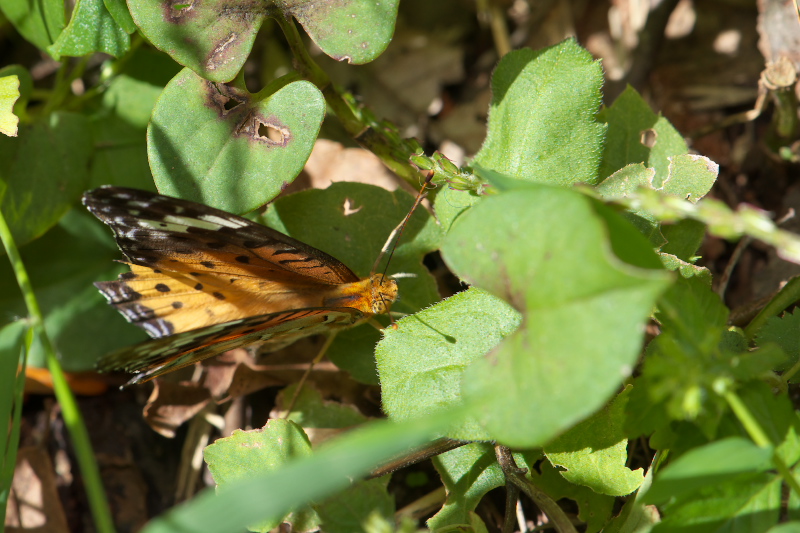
[83,186,398,385]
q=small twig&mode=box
[395,486,447,521]
[494,445,578,533]
[368,437,468,478]
[716,236,752,299]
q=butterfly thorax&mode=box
[320,273,398,316]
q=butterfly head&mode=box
[369,273,398,315]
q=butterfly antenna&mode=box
[371,172,435,277]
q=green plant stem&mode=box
[40,56,90,117]
[0,328,29,527]
[744,276,800,341]
[272,12,423,186]
[0,207,116,533]
[65,34,145,112]
[724,390,800,497]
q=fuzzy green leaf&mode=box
[49,0,130,57]
[205,419,318,532]
[377,288,521,440]
[473,39,606,186]
[441,183,670,447]
[544,387,644,496]
[597,85,687,183]
[276,0,400,65]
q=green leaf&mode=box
[544,387,644,497]
[644,437,773,505]
[653,471,781,533]
[127,0,269,83]
[473,39,606,186]
[103,0,136,34]
[531,460,615,533]
[0,75,20,137]
[597,85,687,183]
[376,288,521,440]
[280,384,367,428]
[428,443,508,531]
[263,182,442,382]
[88,115,155,191]
[48,0,130,58]
[0,209,147,370]
[0,0,65,54]
[147,409,458,533]
[433,186,482,235]
[441,184,670,447]
[277,0,400,65]
[0,111,93,246]
[315,477,394,533]
[755,309,800,372]
[596,163,664,245]
[658,252,713,284]
[661,154,719,203]
[0,65,33,123]
[100,47,182,130]
[626,277,733,436]
[738,381,800,465]
[768,524,800,533]
[148,69,325,213]
[205,419,319,532]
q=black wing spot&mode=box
[235,255,250,264]
[200,261,215,269]
[195,283,204,290]
[153,269,162,274]
[189,272,201,277]
[172,301,184,309]
[120,271,137,280]
[212,292,226,300]
[155,283,171,293]
[278,257,315,265]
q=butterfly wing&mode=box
[98,307,365,385]
[84,187,363,336]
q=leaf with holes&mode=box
[127,0,399,83]
[148,68,324,213]
[275,0,400,65]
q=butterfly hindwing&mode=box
[98,307,365,384]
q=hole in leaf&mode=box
[342,198,362,216]
[258,123,285,143]
[640,128,657,148]
[223,97,241,111]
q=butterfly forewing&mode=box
[85,186,399,383]
[83,187,359,284]
[83,187,368,336]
